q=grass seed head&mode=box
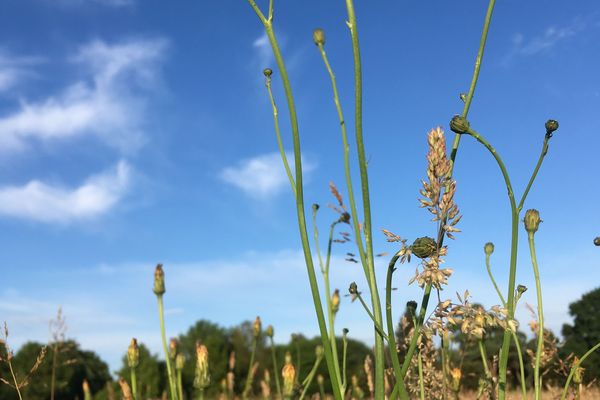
[127,338,139,369]
[312,28,325,46]
[194,342,211,389]
[253,316,262,338]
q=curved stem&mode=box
[300,355,323,400]
[7,358,24,400]
[385,252,408,400]
[510,330,527,400]
[157,295,178,400]
[265,77,296,195]
[486,253,506,306]
[560,341,600,400]
[518,137,549,212]
[243,336,258,399]
[528,232,544,400]
[344,2,386,397]
[355,292,388,341]
[246,4,343,398]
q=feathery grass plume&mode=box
[282,352,296,400]
[363,355,374,398]
[350,375,365,399]
[260,369,271,399]
[83,379,92,400]
[153,264,178,400]
[119,377,134,400]
[227,351,235,399]
[127,338,139,400]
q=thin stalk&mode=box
[131,368,138,400]
[478,340,493,397]
[518,137,549,212]
[385,253,408,400]
[246,3,343,398]
[157,295,178,400]
[269,337,283,400]
[355,292,388,340]
[464,127,518,399]
[198,388,205,400]
[50,343,58,400]
[441,334,450,400]
[486,253,506,305]
[417,351,425,400]
[300,355,323,400]
[528,231,544,400]
[342,330,349,391]
[344,2,386,397]
[319,379,327,400]
[243,336,258,399]
[7,359,24,400]
[177,369,183,400]
[295,340,302,385]
[265,76,295,195]
[560,341,600,400]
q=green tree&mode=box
[561,286,600,382]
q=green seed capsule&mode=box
[411,236,437,259]
[450,115,470,134]
[594,237,600,246]
[484,242,494,256]
[313,28,325,46]
[524,209,541,233]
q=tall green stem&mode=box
[560,341,600,400]
[243,336,258,399]
[518,137,549,212]
[478,340,494,399]
[246,3,343,398]
[417,351,425,400]
[157,295,178,400]
[300,354,323,400]
[131,368,138,400]
[269,337,282,400]
[177,369,183,400]
[386,253,408,399]
[344,2,386,397]
[528,231,544,400]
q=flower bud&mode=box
[313,28,325,46]
[524,209,542,234]
[484,242,494,256]
[517,285,528,295]
[127,338,139,369]
[194,342,211,389]
[331,289,340,314]
[263,68,273,78]
[450,115,470,134]
[265,325,274,338]
[253,316,262,338]
[153,264,165,295]
[411,236,437,259]
[545,119,559,135]
[348,282,358,295]
[594,237,600,246]
[315,345,324,358]
[282,358,296,397]
[169,338,178,361]
[339,211,351,224]
[118,378,133,400]
[176,353,185,371]
[450,368,461,392]
[317,374,324,385]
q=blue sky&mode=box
[1,0,599,372]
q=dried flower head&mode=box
[169,338,178,361]
[194,342,211,389]
[265,324,274,338]
[524,209,542,233]
[331,289,340,314]
[153,264,165,295]
[282,357,296,397]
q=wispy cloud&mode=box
[504,18,587,64]
[0,38,167,153]
[0,160,130,223]
[50,0,134,8]
[219,152,315,198]
[253,33,273,69]
[0,50,43,93]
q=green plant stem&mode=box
[131,368,138,400]
[355,292,388,340]
[198,388,205,400]
[478,340,493,398]
[518,137,549,212]
[157,295,178,400]
[300,355,323,400]
[7,358,24,400]
[243,336,258,399]
[342,331,348,390]
[319,379,327,400]
[385,253,408,400]
[265,77,295,195]
[177,369,183,400]
[486,253,506,305]
[344,2,386,397]
[246,3,343,399]
[269,337,283,400]
[560,341,600,400]
[528,231,544,400]
[417,351,425,400]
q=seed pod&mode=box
[524,209,542,233]
[169,338,178,361]
[594,237,600,246]
[545,119,559,134]
[331,289,341,314]
[450,115,470,134]
[348,282,358,295]
[265,325,274,338]
[484,242,494,256]
[411,236,437,259]
[127,338,139,369]
[253,316,262,338]
[263,68,273,78]
[313,28,325,46]
[153,264,165,295]
[282,361,296,397]
[194,342,211,389]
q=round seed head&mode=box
[524,209,542,233]
[545,119,559,135]
[450,115,470,134]
[348,282,358,295]
[517,285,528,295]
[339,211,351,224]
[263,68,273,78]
[153,264,165,295]
[342,328,349,336]
[594,237,600,246]
[484,242,495,256]
[411,236,437,259]
[313,28,325,46]
[127,338,139,368]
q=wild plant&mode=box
[243,0,600,399]
[127,338,140,400]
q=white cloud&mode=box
[253,33,273,68]
[0,160,130,223]
[219,152,315,198]
[0,51,42,93]
[0,38,167,153]
[51,0,134,7]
